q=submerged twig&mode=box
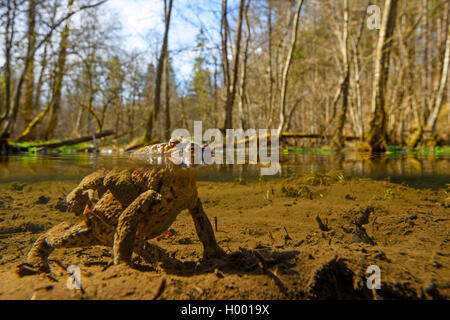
[152,278,167,300]
[316,216,330,231]
[253,250,288,296]
[49,259,86,295]
[283,226,292,244]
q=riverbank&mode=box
[0,175,448,299]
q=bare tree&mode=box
[0,0,108,139]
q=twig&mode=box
[283,226,292,243]
[252,251,288,296]
[49,259,86,295]
[253,250,268,271]
[316,216,330,231]
[152,278,167,300]
[11,243,24,257]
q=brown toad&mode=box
[21,161,225,273]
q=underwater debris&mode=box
[281,184,313,199]
[316,216,330,232]
[9,183,27,192]
[350,206,375,245]
[281,170,344,199]
[35,196,50,205]
[294,171,345,187]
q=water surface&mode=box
[0,150,448,189]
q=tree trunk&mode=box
[409,1,449,147]
[238,1,251,129]
[0,0,15,130]
[425,2,449,135]
[330,0,350,149]
[365,0,398,152]
[23,0,37,126]
[42,0,74,140]
[145,0,173,142]
[266,1,274,128]
[277,0,304,135]
[223,0,246,130]
[164,54,171,140]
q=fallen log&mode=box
[35,130,114,149]
[281,132,360,141]
[233,132,360,146]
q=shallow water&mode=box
[0,150,448,189]
[0,150,449,300]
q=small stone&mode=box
[35,196,50,205]
[9,183,26,191]
[178,237,193,244]
[193,286,203,295]
[55,199,68,212]
[214,268,224,278]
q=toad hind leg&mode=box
[113,190,161,265]
[189,198,226,260]
[25,221,97,273]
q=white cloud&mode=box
[106,0,164,50]
[102,0,223,81]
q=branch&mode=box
[32,0,108,58]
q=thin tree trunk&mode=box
[164,54,171,140]
[266,1,274,128]
[0,0,16,130]
[220,0,230,106]
[350,1,368,139]
[238,1,251,129]
[426,2,449,134]
[213,56,219,128]
[420,0,430,122]
[23,0,37,125]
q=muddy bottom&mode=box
[0,175,448,300]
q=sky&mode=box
[104,0,235,83]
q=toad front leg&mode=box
[66,169,108,215]
[189,198,226,260]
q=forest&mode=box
[0,0,449,153]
